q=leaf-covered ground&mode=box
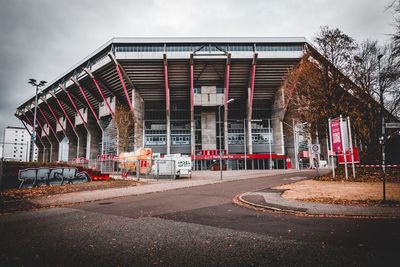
[275,179,400,206]
[0,179,140,214]
[315,166,400,183]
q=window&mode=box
[255,44,303,52]
[216,87,224,94]
[194,88,202,94]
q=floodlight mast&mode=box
[28,79,47,162]
[219,98,234,180]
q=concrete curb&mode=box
[237,192,304,214]
[236,190,400,219]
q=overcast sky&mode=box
[0,0,395,139]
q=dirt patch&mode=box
[0,179,141,214]
[274,180,400,206]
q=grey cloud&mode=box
[0,0,394,139]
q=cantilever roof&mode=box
[17,37,308,110]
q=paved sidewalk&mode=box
[32,169,306,207]
[239,188,400,218]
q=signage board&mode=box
[338,147,360,164]
[311,144,321,154]
[330,119,343,154]
[385,123,400,129]
[193,153,287,160]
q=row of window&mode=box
[144,135,191,146]
[193,88,224,94]
[115,43,303,53]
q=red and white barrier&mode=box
[358,164,400,168]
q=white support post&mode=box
[347,117,356,178]
[340,115,348,179]
[328,118,335,178]
[293,119,298,170]
[268,119,273,170]
[280,121,285,155]
[316,128,320,167]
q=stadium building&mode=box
[15,37,322,170]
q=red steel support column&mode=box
[164,54,171,154]
[190,62,194,114]
[224,55,231,154]
[21,116,48,162]
[38,106,60,140]
[248,63,256,113]
[247,55,257,155]
[43,100,67,135]
[116,64,133,111]
[22,114,41,141]
[85,69,114,117]
[72,80,100,122]
[61,85,87,127]
[190,57,195,160]
[53,95,78,134]
[25,112,51,142]
[26,111,54,162]
[164,59,170,112]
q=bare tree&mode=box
[284,27,357,132]
[389,0,400,58]
[114,105,135,153]
[284,27,399,163]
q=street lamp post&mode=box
[243,119,247,170]
[219,98,234,180]
[28,79,47,162]
[377,54,386,202]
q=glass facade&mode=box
[115,43,304,53]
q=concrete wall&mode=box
[75,108,88,126]
[76,126,86,158]
[99,96,116,118]
[271,85,285,155]
[201,110,216,150]
[86,114,102,161]
[132,89,144,150]
[194,86,224,106]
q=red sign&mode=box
[140,160,148,167]
[299,151,309,158]
[338,147,360,164]
[193,153,286,160]
[330,119,343,154]
[286,158,292,169]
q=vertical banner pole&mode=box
[293,119,298,170]
[316,128,320,167]
[340,115,348,179]
[328,118,335,178]
[347,117,356,178]
[268,118,272,170]
[326,131,330,168]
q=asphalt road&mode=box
[0,170,399,266]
